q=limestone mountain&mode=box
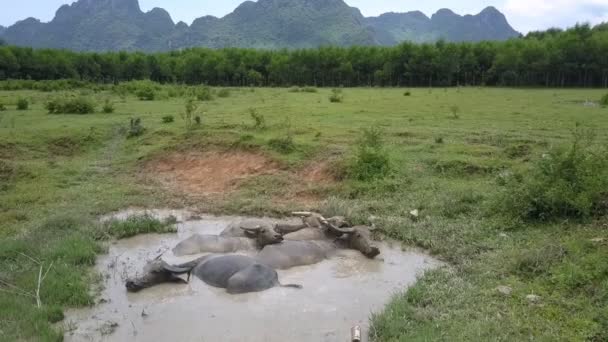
[0,0,520,51]
[367,7,520,45]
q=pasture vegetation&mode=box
[0,83,607,341]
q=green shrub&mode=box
[196,86,213,101]
[181,98,199,129]
[249,108,266,129]
[103,215,176,239]
[449,105,460,119]
[46,97,95,114]
[136,87,155,101]
[302,87,318,93]
[268,135,296,154]
[329,89,344,103]
[194,116,202,125]
[162,115,174,124]
[404,91,412,96]
[349,127,391,181]
[16,98,29,110]
[288,86,300,93]
[127,118,145,138]
[601,94,608,107]
[217,88,231,98]
[0,103,5,111]
[102,99,115,113]
[498,128,608,221]
[435,136,444,144]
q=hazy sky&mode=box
[1,0,607,33]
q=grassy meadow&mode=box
[0,85,607,341]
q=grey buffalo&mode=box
[172,225,283,256]
[126,254,302,294]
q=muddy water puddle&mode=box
[65,209,441,342]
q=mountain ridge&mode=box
[0,0,520,51]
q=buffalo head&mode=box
[126,258,191,292]
[241,225,284,247]
[327,224,380,258]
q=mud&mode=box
[64,210,441,342]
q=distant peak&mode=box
[480,6,500,15]
[435,8,457,16]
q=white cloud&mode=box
[504,0,608,32]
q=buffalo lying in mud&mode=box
[174,212,380,266]
[173,224,283,256]
[126,254,301,294]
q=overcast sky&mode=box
[1,0,607,33]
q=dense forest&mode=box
[0,23,607,88]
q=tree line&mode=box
[0,23,607,88]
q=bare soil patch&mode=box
[145,151,279,195]
[299,160,337,184]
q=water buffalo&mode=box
[172,225,283,256]
[126,254,301,294]
[257,224,380,270]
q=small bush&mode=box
[217,88,231,98]
[435,137,444,144]
[449,105,460,119]
[601,94,608,107]
[0,103,6,111]
[268,135,296,154]
[103,215,176,239]
[102,99,115,113]
[302,87,318,93]
[349,127,391,181]
[162,115,174,124]
[127,118,145,138]
[329,89,344,103]
[404,91,412,96]
[46,96,95,114]
[196,86,213,101]
[497,128,608,220]
[194,116,201,125]
[249,108,266,130]
[16,98,28,110]
[136,87,155,101]
[181,98,199,129]
[288,86,300,93]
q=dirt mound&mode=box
[146,151,279,195]
[299,161,337,184]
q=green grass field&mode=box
[1,86,607,341]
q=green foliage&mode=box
[136,87,155,101]
[301,87,318,93]
[449,105,460,119]
[498,128,608,221]
[46,96,95,114]
[217,88,231,98]
[102,215,177,239]
[16,98,29,110]
[601,94,608,107]
[268,135,296,154]
[349,127,391,181]
[404,91,412,96]
[102,99,114,113]
[435,136,444,144]
[196,86,213,101]
[127,118,145,138]
[329,88,344,103]
[249,108,266,130]
[162,115,174,123]
[181,98,199,129]
[0,102,5,111]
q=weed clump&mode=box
[268,135,295,153]
[181,98,199,129]
[601,94,608,107]
[349,127,391,181]
[136,87,155,101]
[329,89,344,103]
[217,89,231,98]
[162,115,174,124]
[249,108,266,130]
[102,215,177,239]
[16,98,29,110]
[46,96,95,114]
[0,102,6,111]
[127,118,145,138]
[302,87,318,93]
[102,99,115,113]
[497,127,608,221]
[196,86,213,101]
[449,105,460,119]
[404,91,412,96]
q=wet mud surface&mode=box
[64,209,441,342]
